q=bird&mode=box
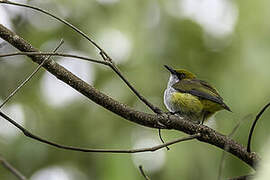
[164,65,231,124]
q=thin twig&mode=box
[0,110,199,153]
[0,41,64,109]
[0,52,109,65]
[247,102,270,153]
[158,129,169,150]
[0,154,27,180]
[218,114,252,180]
[0,0,163,114]
[139,165,151,180]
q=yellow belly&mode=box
[170,92,224,122]
[171,92,203,115]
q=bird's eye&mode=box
[177,73,185,79]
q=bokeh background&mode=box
[0,0,270,179]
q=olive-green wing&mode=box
[194,79,221,98]
[172,79,231,111]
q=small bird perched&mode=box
[164,65,231,124]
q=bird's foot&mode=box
[156,121,167,129]
[164,111,181,116]
[194,120,201,125]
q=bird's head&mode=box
[164,65,196,80]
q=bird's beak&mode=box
[164,65,176,74]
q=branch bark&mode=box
[0,24,260,169]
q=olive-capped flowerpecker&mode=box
[164,65,231,124]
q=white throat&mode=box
[164,74,179,113]
[167,74,179,88]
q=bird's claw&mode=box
[164,111,181,116]
[194,120,201,125]
[157,121,167,129]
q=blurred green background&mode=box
[0,0,270,179]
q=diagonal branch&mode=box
[0,24,260,169]
[139,165,151,180]
[106,62,163,114]
[0,154,27,180]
